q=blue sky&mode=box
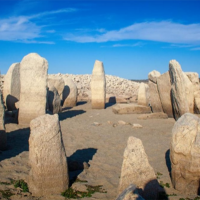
[0,0,200,79]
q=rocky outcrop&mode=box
[138,83,148,106]
[170,113,200,195]
[112,104,151,114]
[3,63,20,111]
[169,60,189,120]
[29,114,69,196]
[18,53,48,125]
[157,71,173,117]
[0,91,6,151]
[62,78,77,108]
[91,60,106,109]
[118,136,159,200]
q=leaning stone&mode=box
[18,53,48,125]
[48,77,65,99]
[116,184,145,200]
[118,137,159,199]
[169,60,189,120]
[170,113,200,195]
[138,83,148,106]
[3,63,20,111]
[148,70,161,84]
[0,92,6,151]
[47,84,61,114]
[157,71,173,117]
[185,72,199,93]
[148,81,163,113]
[91,60,106,109]
[62,78,77,108]
[112,104,151,114]
[29,114,69,196]
[137,112,168,120]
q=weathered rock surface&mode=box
[3,63,20,111]
[185,72,199,92]
[18,53,48,125]
[157,71,173,117]
[148,70,161,84]
[62,78,77,108]
[137,112,168,120]
[118,137,159,200]
[116,184,145,200]
[194,91,200,114]
[170,113,200,195]
[169,60,189,120]
[48,77,65,99]
[0,92,6,151]
[138,83,148,106]
[148,81,163,113]
[112,104,151,114]
[91,60,106,109]
[29,114,69,196]
[47,85,61,114]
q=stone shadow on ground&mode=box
[67,148,97,186]
[77,101,87,106]
[0,128,30,162]
[165,149,171,178]
[58,110,86,121]
[105,96,117,108]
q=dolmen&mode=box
[170,113,200,195]
[29,114,69,196]
[0,91,6,150]
[18,53,48,125]
[91,60,106,109]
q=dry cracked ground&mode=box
[0,102,199,200]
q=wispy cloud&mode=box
[190,47,200,51]
[112,42,143,47]
[0,8,77,43]
[64,21,200,45]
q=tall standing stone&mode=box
[62,78,77,108]
[185,72,199,93]
[118,136,159,200]
[0,91,6,151]
[29,114,69,196]
[157,71,173,117]
[138,83,148,106]
[170,113,200,195]
[3,63,20,111]
[91,60,106,109]
[194,91,200,114]
[18,53,48,125]
[169,60,189,120]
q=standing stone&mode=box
[185,72,199,93]
[157,71,173,117]
[3,63,20,111]
[138,83,148,106]
[169,60,189,120]
[148,81,163,112]
[118,136,159,200]
[48,76,65,99]
[29,114,69,196]
[194,91,200,114]
[91,60,106,109]
[18,53,48,125]
[170,113,200,195]
[47,84,61,114]
[62,78,77,108]
[148,70,161,84]
[0,91,6,151]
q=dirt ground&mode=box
[0,102,199,200]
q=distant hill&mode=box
[130,79,148,83]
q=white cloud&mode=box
[0,8,77,43]
[64,21,200,45]
[112,42,143,47]
[190,47,200,51]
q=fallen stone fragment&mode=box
[92,122,101,126]
[118,136,159,199]
[112,104,151,114]
[170,113,200,195]
[118,120,127,125]
[107,121,113,124]
[137,112,168,120]
[71,182,88,193]
[132,124,143,128]
[29,114,69,196]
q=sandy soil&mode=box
[0,102,199,200]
